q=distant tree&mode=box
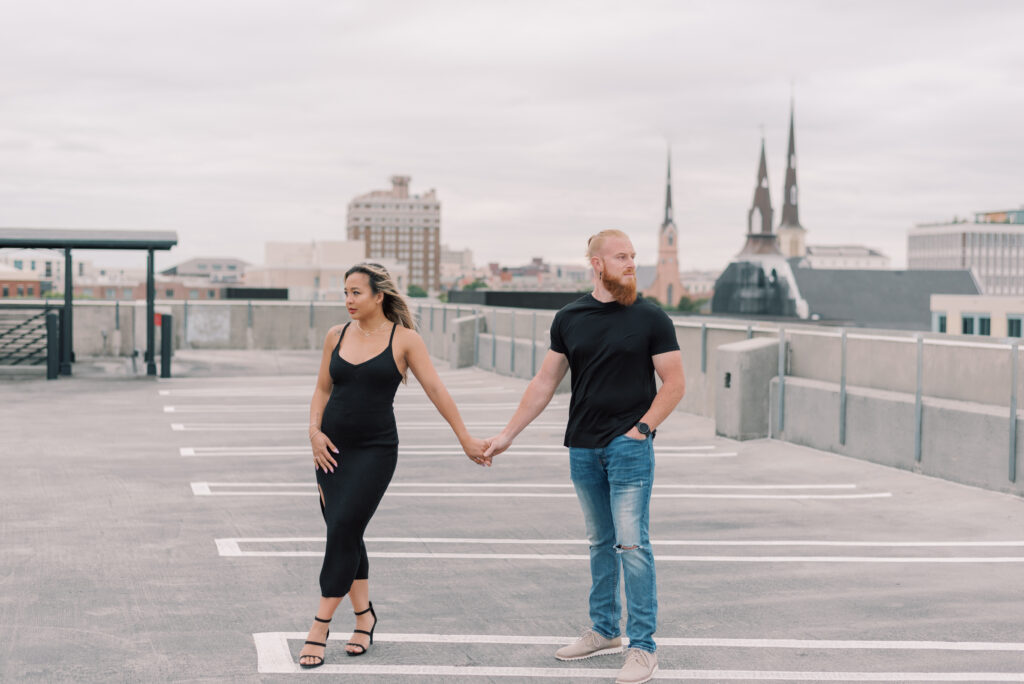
[645,295,663,307]
[438,291,449,303]
[676,296,709,313]
[463,279,488,291]
[407,284,428,298]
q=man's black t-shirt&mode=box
[549,294,680,448]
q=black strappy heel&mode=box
[346,602,377,657]
[299,615,331,669]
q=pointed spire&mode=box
[663,147,674,228]
[750,138,774,236]
[780,97,802,229]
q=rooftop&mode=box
[3,350,1023,680]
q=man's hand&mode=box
[623,426,646,441]
[482,431,513,465]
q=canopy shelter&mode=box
[0,228,178,376]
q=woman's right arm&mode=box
[309,327,341,473]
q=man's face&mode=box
[595,237,637,305]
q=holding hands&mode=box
[461,435,492,467]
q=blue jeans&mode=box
[569,433,657,653]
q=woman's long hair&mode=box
[345,262,417,331]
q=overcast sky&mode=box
[2,0,1023,273]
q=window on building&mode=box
[31,261,36,270]
[27,286,34,296]
[124,288,133,298]
[14,259,22,269]
[45,262,52,278]
[962,316,974,335]
[166,289,174,297]
[106,288,116,299]
[208,290,215,298]
[81,288,91,297]
[78,263,84,276]
[1008,317,1023,338]
[979,317,991,336]
[1,286,7,297]
[932,313,947,333]
[190,290,199,299]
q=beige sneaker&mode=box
[615,648,658,684]
[554,629,624,661]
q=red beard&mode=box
[602,269,637,306]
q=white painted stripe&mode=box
[253,632,1024,678]
[189,482,211,495]
[168,421,565,431]
[162,402,564,413]
[179,447,195,456]
[259,629,1024,651]
[192,484,884,500]
[219,535,1024,548]
[199,482,857,491]
[177,444,722,455]
[217,539,1024,562]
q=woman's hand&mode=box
[310,429,339,473]
[461,436,491,467]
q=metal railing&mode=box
[0,303,65,378]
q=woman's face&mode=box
[344,272,383,320]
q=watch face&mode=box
[637,422,650,435]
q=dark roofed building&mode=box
[790,268,980,330]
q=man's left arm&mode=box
[625,350,686,439]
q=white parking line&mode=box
[253,631,1024,679]
[170,422,565,431]
[164,402,564,413]
[178,445,737,459]
[217,537,1024,562]
[191,482,878,500]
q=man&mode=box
[484,229,685,684]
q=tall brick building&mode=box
[346,176,441,291]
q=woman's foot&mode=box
[345,604,377,655]
[298,617,331,667]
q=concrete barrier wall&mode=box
[37,298,1024,496]
[770,376,1024,497]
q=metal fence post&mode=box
[1011,341,1019,483]
[309,301,314,329]
[777,328,786,435]
[746,324,753,340]
[510,311,516,373]
[700,323,708,373]
[491,309,496,368]
[115,300,120,331]
[247,300,253,328]
[160,314,173,378]
[914,335,924,463]
[473,308,480,366]
[531,311,537,376]
[839,329,848,446]
[46,311,59,380]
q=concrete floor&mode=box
[2,350,1024,683]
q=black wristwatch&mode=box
[635,422,651,437]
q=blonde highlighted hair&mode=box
[344,262,417,331]
[586,229,631,258]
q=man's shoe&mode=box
[554,629,623,661]
[615,648,658,684]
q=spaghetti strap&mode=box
[334,323,350,350]
[387,322,398,346]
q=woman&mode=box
[298,263,488,668]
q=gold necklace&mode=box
[355,320,390,337]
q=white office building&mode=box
[908,208,1024,295]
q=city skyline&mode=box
[1,1,1023,273]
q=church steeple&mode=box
[750,138,773,235]
[663,149,674,228]
[738,137,781,257]
[779,98,802,229]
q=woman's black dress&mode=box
[315,322,402,597]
